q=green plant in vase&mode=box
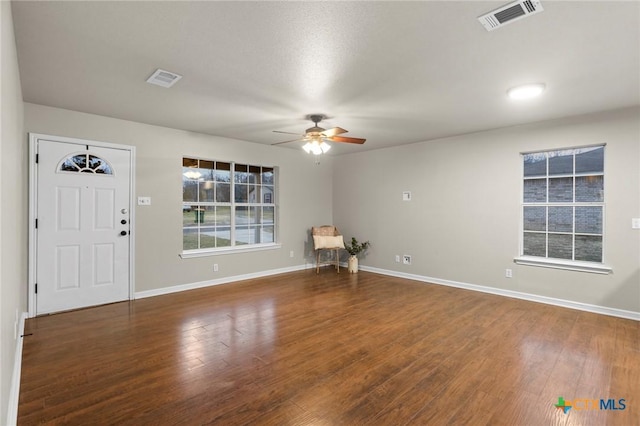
[344,237,370,273]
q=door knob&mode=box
[121,219,127,225]
[120,230,128,236]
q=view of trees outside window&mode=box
[522,146,604,262]
[182,158,275,251]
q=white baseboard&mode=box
[7,311,28,426]
[359,265,640,321]
[134,262,638,321]
[135,264,311,299]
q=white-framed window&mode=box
[517,145,610,273]
[182,157,276,254]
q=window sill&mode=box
[180,243,281,259]
[513,256,612,274]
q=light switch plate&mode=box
[137,196,151,206]
[402,191,411,201]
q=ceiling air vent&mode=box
[146,69,182,88]
[478,0,543,31]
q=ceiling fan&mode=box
[271,114,366,155]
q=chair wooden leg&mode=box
[335,249,340,273]
[316,250,320,274]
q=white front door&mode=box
[35,138,132,315]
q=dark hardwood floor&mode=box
[18,269,639,425]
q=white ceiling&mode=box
[11,1,640,155]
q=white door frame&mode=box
[28,133,136,317]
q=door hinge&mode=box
[35,219,38,229]
[35,283,38,294]
[35,153,39,164]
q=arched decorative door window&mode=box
[58,153,113,175]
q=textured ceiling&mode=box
[11,1,640,155]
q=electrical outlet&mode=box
[505,268,513,278]
[633,218,640,229]
[213,264,219,272]
[403,255,412,265]
[395,255,400,263]
[289,250,294,258]
[402,191,412,201]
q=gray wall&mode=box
[24,103,334,293]
[333,107,640,313]
[1,1,27,423]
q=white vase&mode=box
[348,255,358,273]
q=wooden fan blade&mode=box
[328,135,366,144]
[273,130,302,136]
[321,127,348,137]
[271,138,304,146]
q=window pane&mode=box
[183,158,198,168]
[214,228,231,247]
[262,167,274,184]
[182,205,195,226]
[199,160,214,170]
[575,176,603,202]
[263,186,274,204]
[524,179,547,202]
[523,232,546,257]
[523,153,546,177]
[61,157,80,172]
[248,185,260,203]
[247,226,260,244]
[248,206,259,225]
[182,172,198,202]
[183,207,198,234]
[234,164,248,183]
[198,180,215,202]
[263,207,274,224]
[262,226,275,243]
[575,146,604,174]
[248,166,260,184]
[183,227,198,250]
[201,206,215,226]
[548,177,573,202]
[575,235,602,262]
[548,206,572,232]
[216,183,230,202]
[199,227,216,249]
[73,154,87,169]
[216,206,231,226]
[197,164,213,182]
[523,207,546,231]
[575,207,602,234]
[215,162,231,182]
[235,184,248,203]
[234,227,249,246]
[88,155,113,174]
[549,152,573,176]
[235,206,248,226]
[192,207,205,225]
[548,234,573,260]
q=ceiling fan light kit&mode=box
[272,114,366,155]
[302,139,331,155]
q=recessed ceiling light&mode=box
[507,83,546,100]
